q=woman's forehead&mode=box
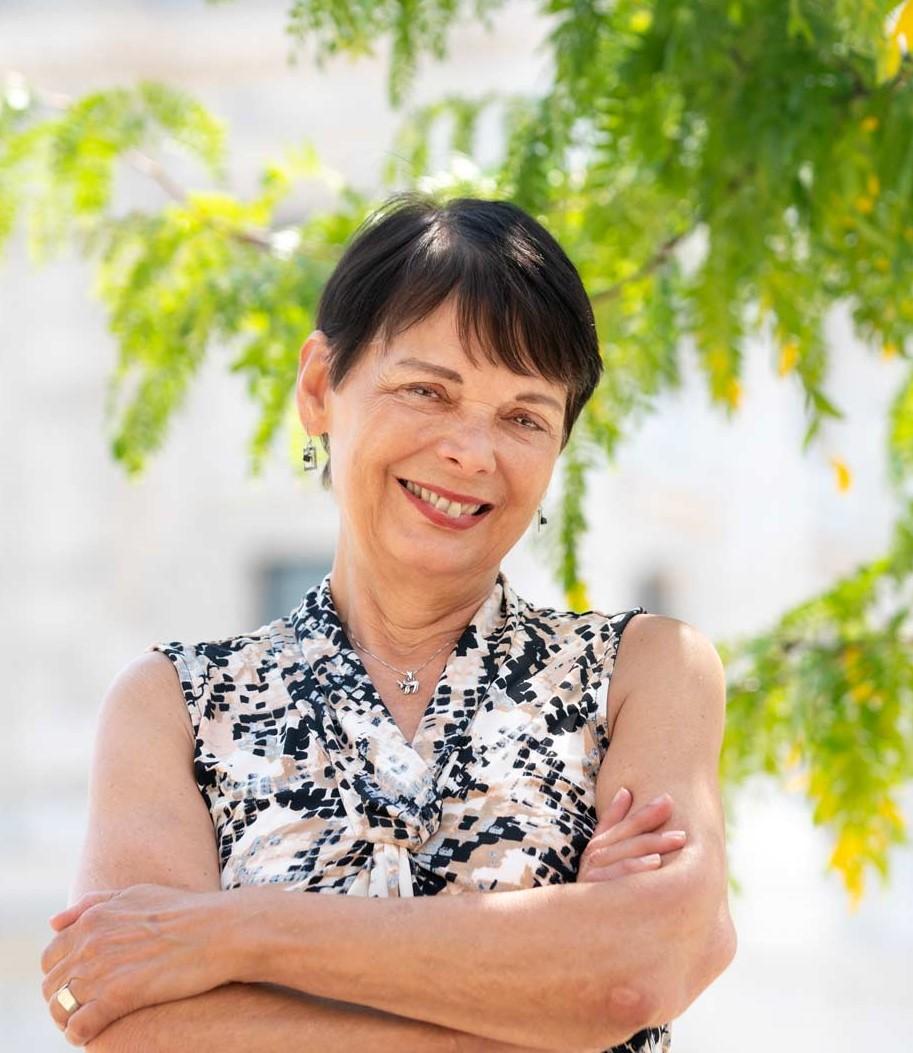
[373,297,527,364]
[370,322,561,388]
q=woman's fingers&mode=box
[577,826,686,884]
[581,793,674,868]
[47,890,118,933]
[580,853,665,882]
[592,786,633,836]
[584,829,686,872]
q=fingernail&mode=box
[612,787,630,805]
[648,793,669,806]
[663,830,687,841]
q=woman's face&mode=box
[298,297,568,582]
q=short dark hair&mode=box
[312,192,603,489]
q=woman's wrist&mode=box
[219,884,322,986]
[217,885,276,985]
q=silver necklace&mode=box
[342,624,461,695]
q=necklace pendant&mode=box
[398,671,420,694]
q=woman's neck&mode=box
[328,553,498,667]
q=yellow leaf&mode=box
[881,42,902,80]
[829,827,869,907]
[891,0,913,53]
[867,173,881,197]
[850,681,875,703]
[879,0,913,82]
[877,797,906,834]
[242,310,270,333]
[778,340,799,375]
[861,115,879,132]
[629,9,652,32]
[725,377,742,409]
[830,827,865,870]
[707,346,729,373]
[855,195,875,214]
[566,580,590,611]
[882,341,899,358]
[831,456,853,491]
[786,742,803,768]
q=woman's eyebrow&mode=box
[391,356,564,412]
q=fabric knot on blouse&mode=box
[289,571,519,896]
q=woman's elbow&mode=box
[569,982,663,1053]
[656,903,738,1027]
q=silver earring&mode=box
[302,432,318,471]
[537,506,548,532]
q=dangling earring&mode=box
[537,505,548,532]
[302,430,318,471]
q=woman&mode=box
[40,194,736,1051]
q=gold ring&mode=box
[55,981,80,1014]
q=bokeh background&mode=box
[1,0,911,1048]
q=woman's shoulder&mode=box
[517,589,654,646]
[515,591,671,703]
[601,612,717,733]
[146,614,290,663]
[140,610,298,736]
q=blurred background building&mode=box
[1,0,910,1047]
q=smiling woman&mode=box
[291,195,600,606]
[43,193,734,1052]
[308,193,603,494]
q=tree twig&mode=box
[589,228,691,304]
[10,72,296,255]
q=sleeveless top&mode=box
[145,569,670,1053]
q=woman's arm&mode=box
[224,858,696,1053]
[86,981,542,1053]
[218,620,736,1053]
[57,654,551,1053]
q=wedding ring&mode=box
[55,981,80,1014]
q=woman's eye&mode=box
[403,386,542,430]
[514,415,543,431]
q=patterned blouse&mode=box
[146,569,670,1052]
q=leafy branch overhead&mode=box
[2,0,913,904]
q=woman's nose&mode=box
[436,420,497,474]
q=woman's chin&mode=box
[384,532,488,576]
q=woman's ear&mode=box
[296,331,331,434]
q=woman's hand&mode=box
[576,788,686,883]
[40,883,233,1047]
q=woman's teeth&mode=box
[402,479,483,518]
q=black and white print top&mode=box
[146,569,670,1052]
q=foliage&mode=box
[3,0,913,905]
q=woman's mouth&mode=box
[396,478,493,529]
